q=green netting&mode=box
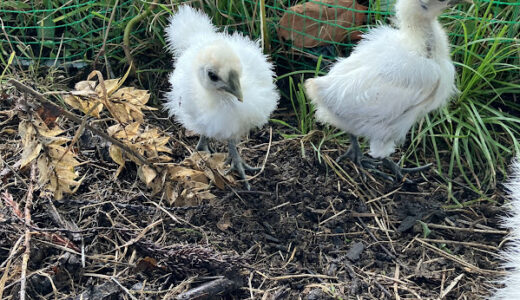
[0,0,140,62]
[1,0,518,70]
[193,0,520,71]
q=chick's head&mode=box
[195,41,243,102]
[398,0,473,20]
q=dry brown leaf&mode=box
[37,156,50,186]
[18,120,34,146]
[61,73,236,206]
[36,102,61,127]
[217,214,232,231]
[278,0,367,48]
[160,153,237,206]
[176,181,216,206]
[109,145,125,167]
[18,114,81,200]
[138,165,157,187]
[74,80,96,92]
[168,166,209,184]
[65,75,153,124]
[107,123,172,167]
[136,257,164,273]
[107,123,122,136]
[181,152,234,189]
[19,140,42,169]
[157,151,241,207]
[163,181,179,206]
[46,144,81,167]
[211,169,227,190]
[113,122,140,140]
[38,127,64,138]
[63,94,103,118]
[97,78,121,96]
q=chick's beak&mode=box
[223,70,243,102]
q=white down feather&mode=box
[163,5,279,141]
[490,158,520,300]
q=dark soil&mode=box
[0,85,510,300]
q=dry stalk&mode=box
[414,238,505,275]
[0,235,24,299]
[426,223,507,235]
[439,273,464,299]
[20,163,35,300]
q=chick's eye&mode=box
[208,71,219,82]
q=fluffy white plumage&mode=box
[491,158,520,300]
[305,0,460,160]
[164,5,279,142]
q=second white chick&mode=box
[305,0,471,182]
[490,158,520,300]
[164,5,279,190]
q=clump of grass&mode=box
[407,0,520,201]
[271,74,315,136]
[271,56,325,137]
[270,57,349,161]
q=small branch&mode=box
[111,277,138,300]
[176,278,238,300]
[8,79,153,168]
[20,164,36,300]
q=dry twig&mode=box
[176,277,238,300]
[20,164,35,300]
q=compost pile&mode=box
[0,75,509,299]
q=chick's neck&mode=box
[398,16,446,59]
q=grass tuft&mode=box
[407,1,520,200]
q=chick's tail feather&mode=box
[491,157,520,300]
[304,78,320,105]
[165,5,216,56]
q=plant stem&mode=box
[123,0,158,76]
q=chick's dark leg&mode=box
[382,158,432,183]
[336,134,379,169]
[196,135,213,153]
[225,139,260,190]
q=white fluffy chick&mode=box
[305,0,471,182]
[164,5,279,190]
[491,158,520,300]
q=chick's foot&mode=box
[196,135,214,153]
[382,158,431,184]
[336,134,380,170]
[225,139,260,190]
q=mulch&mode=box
[0,80,510,299]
